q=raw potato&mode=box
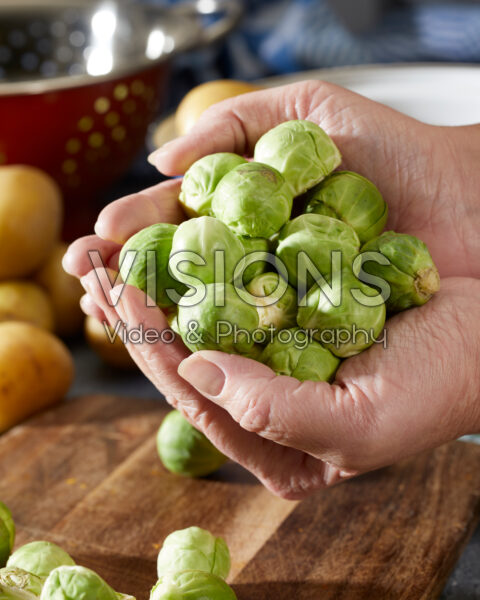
[0,281,54,331]
[34,243,84,336]
[0,322,74,433]
[0,165,62,279]
[84,316,136,370]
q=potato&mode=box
[0,322,74,432]
[34,243,84,337]
[0,166,62,279]
[174,80,261,136]
[0,281,54,331]
[84,316,136,370]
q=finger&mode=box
[63,235,121,278]
[80,268,125,329]
[148,81,330,175]
[79,294,106,322]
[177,351,376,464]
[94,178,185,244]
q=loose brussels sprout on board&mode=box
[170,217,245,287]
[157,527,230,580]
[150,571,236,600]
[359,231,440,313]
[237,237,270,284]
[179,153,247,218]
[177,283,259,354]
[297,269,386,358]
[157,411,227,478]
[119,224,186,309]
[40,566,119,600]
[245,273,297,333]
[276,214,360,291]
[7,542,75,578]
[0,503,14,567]
[212,162,293,238]
[254,120,341,196]
[304,171,388,243]
[0,567,44,600]
[261,328,340,382]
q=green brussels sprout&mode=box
[166,310,180,336]
[260,328,340,382]
[170,217,245,287]
[119,224,187,309]
[237,237,270,284]
[211,163,293,238]
[157,527,230,580]
[297,269,386,358]
[40,566,119,600]
[179,153,247,218]
[7,542,75,578]
[0,567,44,599]
[304,171,388,243]
[253,120,341,196]
[358,231,440,313]
[157,411,227,478]
[276,214,360,291]
[177,283,258,354]
[150,571,236,600]
[245,273,297,333]
[0,503,14,568]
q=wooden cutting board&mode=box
[0,395,479,600]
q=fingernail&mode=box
[62,250,75,275]
[80,275,91,292]
[148,139,181,165]
[80,294,95,316]
[178,356,225,396]
[109,285,123,306]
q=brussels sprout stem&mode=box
[415,267,440,298]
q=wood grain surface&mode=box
[0,395,479,600]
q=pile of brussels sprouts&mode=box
[0,503,134,600]
[121,119,440,383]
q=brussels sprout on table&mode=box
[7,542,75,578]
[157,527,230,580]
[253,120,341,196]
[170,217,245,287]
[40,566,120,600]
[260,328,340,382]
[297,269,386,358]
[0,567,44,599]
[304,171,388,243]
[245,273,297,333]
[157,411,227,478]
[150,571,236,600]
[119,224,187,309]
[276,214,360,291]
[177,283,258,354]
[237,237,270,284]
[212,163,293,238]
[358,231,440,313]
[0,503,14,568]
[179,153,247,218]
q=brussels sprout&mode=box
[166,310,180,336]
[245,273,297,333]
[0,503,14,568]
[157,411,227,478]
[177,283,258,354]
[179,153,247,218]
[150,571,236,600]
[170,217,245,287]
[211,163,293,238]
[276,214,360,291]
[304,171,388,243]
[253,120,341,196]
[358,232,440,313]
[237,237,270,284]
[0,567,44,599]
[119,224,187,309]
[7,542,75,578]
[157,527,230,580]
[260,328,340,382]
[297,269,386,358]
[40,566,118,600]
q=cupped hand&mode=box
[63,79,480,498]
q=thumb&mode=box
[177,350,375,464]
